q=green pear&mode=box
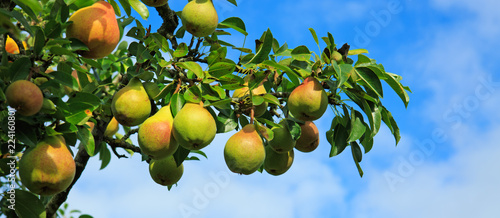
[295,121,320,152]
[138,104,178,159]
[141,0,168,7]
[264,146,294,176]
[287,77,328,121]
[149,155,184,186]
[5,80,43,116]
[19,136,76,195]
[268,120,295,153]
[224,124,265,175]
[111,78,151,126]
[172,103,216,150]
[181,0,218,37]
[233,83,268,117]
[66,1,120,59]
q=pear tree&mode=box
[0,0,410,217]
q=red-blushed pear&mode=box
[138,104,178,159]
[19,135,76,196]
[111,77,151,126]
[141,0,168,7]
[287,77,328,121]
[172,103,216,150]
[181,0,218,37]
[224,124,266,175]
[104,117,119,137]
[264,146,294,176]
[5,80,43,116]
[149,155,184,186]
[66,1,120,59]
[233,84,268,117]
[295,121,320,152]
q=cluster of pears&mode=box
[223,76,327,176]
[19,135,76,196]
[66,1,120,59]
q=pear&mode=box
[181,0,218,37]
[111,78,151,126]
[19,136,76,196]
[172,103,217,150]
[138,104,178,159]
[104,117,119,137]
[264,146,294,176]
[295,121,320,152]
[66,1,120,59]
[141,0,168,7]
[149,155,184,186]
[6,80,43,116]
[224,124,265,175]
[268,121,295,153]
[233,83,268,117]
[287,77,328,121]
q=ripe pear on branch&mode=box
[149,155,184,186]
[268,120,296,153]
[172,102,217,150]
[111,77,151,126]
[66,1,120,59]
[295,121,320,152]
[224,124,266,175]
[181,0,218,37]
[138,104,178,160]
[6,80,43,116]
[19,136,76,196]
[264,146,294,176]
[287,77,328,121]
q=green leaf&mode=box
[173,146,190,167]
[14,190,46,218]
[218,17,247,35]
[248,29,273,64]
[348,48,368,56]
[351,142,364,177]
[208,61,236,78]
[99,143,111,170]
[177,62,204,79]
[384,72,410,108]
[262,94,280,105]
[355,67,383,98]
[348,110,366,142]
[308,28,319,48]
[216,111,238,133]
[291,45,311,61]
[13,0,39,20]
[128,0,149,20]
[381,106,401,145]
[226,0,237,6]
[183,86,201,103]
[78,126,96,156]
[170,93,185,117]
[14,120,37,147]
[210,98,232,110]
[338,64,353,88]
[328,123,348,157]
[173,42,188,57]
[9,57,32,81]
[33,28,46,56]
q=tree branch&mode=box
[156,3,179,50]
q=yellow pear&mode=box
[172,103,217,150]
[104,117,119,137]
[224,124,265,175]
[295,121,320,152]
[264,146,294,176]
[6,80,43,116]
[287,77,328,121]
[138,104,178,159]
[19,136,76,195]
[111,78,151,126]
[181,0,218,37]
[66,1,120,59]
[149,155,184,186]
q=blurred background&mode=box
[66,0,500,217]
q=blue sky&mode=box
[65,0,500,217]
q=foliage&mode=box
[0,0,410,217]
